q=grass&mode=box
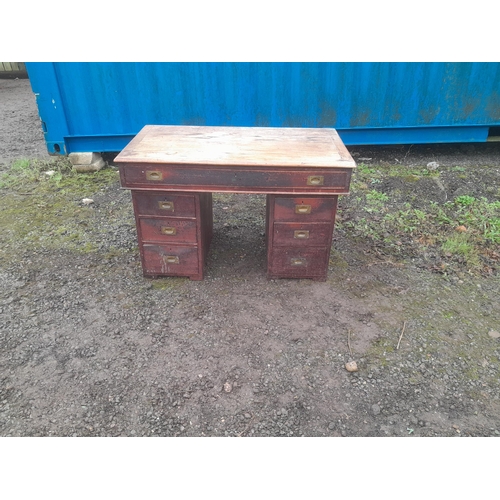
[366,190,389,203]
[0,157,119,195]
[441,233,481,268]
[353,162,439,186]
[341,164,500,274]
[364,189,390,213]
[0,157,121,261]
[1,157,63,189]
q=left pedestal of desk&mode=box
[131,190,213,280]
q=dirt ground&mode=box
[1,78,500,437]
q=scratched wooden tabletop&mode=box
[114,125,357,168]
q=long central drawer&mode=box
[121,165,352,194]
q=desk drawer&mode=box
[142,244,199,276]
[268,247,329,279]
[121,165,351,194]
[132,191,196,217]
[272,222,333,247]
[138,217,198,244]
[272,196,337,222]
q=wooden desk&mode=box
[115,125,356,281]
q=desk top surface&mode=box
[114,125,356,169]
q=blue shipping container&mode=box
[25,62,500,155]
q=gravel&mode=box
[1,78,500,437]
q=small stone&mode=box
[70,153,105,172]
[372,404,381,416]
[82,198,94,205]
[69,152,101,165]
[427,161,440,169]
[455,225,467,233]
[223,382,232,393]
[328,422,336,430]
[488,330,500,339]
[345,361,358,372]
[44,170,56,176]
[244,413,251,419]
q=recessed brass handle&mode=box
[290,257,307,266]
[295,204,312,214]
[294,230,310,239]
[307,175,324,186]
[158,201,174,211]
[163,256,179,264]
[146,170,163,181]
[161,226,177,236]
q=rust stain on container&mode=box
[318,102,337,127]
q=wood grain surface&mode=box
[115,125,356,168]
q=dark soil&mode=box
[1,78,500,438]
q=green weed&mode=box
[366,191,389,203]
[342,181,499,272]
[442,232,473,254]
[455,195,476,207]
[442,233,481,268]
[356,163,377,175]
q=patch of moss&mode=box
[402,174,421,183]
[0,158,120,262]
[150,277,186,290]
[329,250,349,270]
[213,193,237,203]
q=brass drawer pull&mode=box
[158,201,174,211]
[307,175,324,186]
[163,256,179,264]
[290,257,307,266]
[161,226,177,236]
[294,230,310,239]
[146,170,163,181]
[295,204,312,214]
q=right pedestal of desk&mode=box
[266,194,338,281]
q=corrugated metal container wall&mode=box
[25,62,500,155]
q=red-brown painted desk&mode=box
[115,125,356,281]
